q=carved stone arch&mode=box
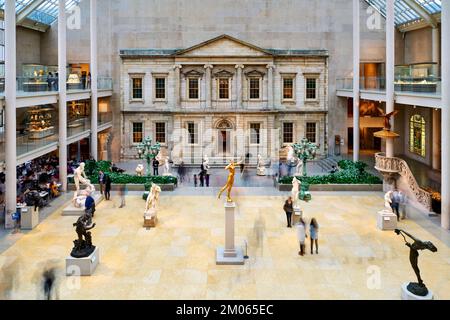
[214,118,235,130]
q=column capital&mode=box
[204,64,214,70]
[235,64,245,69]
[266,64,275,70]
[174,64,183,70]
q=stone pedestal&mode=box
[377,210,397,230]
[66,247,99,276]
[144,215,157,228]
[216,202,245,265]
[21,206,39,230]
[62,192,104,216]
[257,168,266,176]
[401,283,434,300]
[292,207,302,225]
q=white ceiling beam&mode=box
[16,0,47,24]
[402,0,438,28]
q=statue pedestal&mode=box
[216,202,245,265]
[144,209,158,228]
[401,283,434,300]
[377,210,397,231]
[292,207,302,225]
[21,206,39,230]
[62,192,104,216]
[257,168,266,176]
[66,247,99,276]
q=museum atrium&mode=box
[0,0,449,301]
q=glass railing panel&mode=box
[98,77,112,90]
[67,117,91,138]
[336,78,353,90]
[17,76,59,95]
[360,77,386,91]
[16,127,59,157]
[98,112,112,125]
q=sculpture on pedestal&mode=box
[291,138,318,178]
[144,183,162,220]
[395,229,437,297]
[218,160,239,203]
[136,164,145,176]
[72,183,95,209]
[163,157,172,176]
[291,177,301,209]
[74,163,94,192]
[256,154,266,176]
[287,146,303,176]
[384,190,394,211]
[71,213,96,258]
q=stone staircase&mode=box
[315,157,339,173]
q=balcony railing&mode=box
[17,76,58,95]
[67,117,91,138]
[16,128,58,157]
[337,76,441,96]
[98,112,113,126]
[98,77,113,90]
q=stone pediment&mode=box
[213,69,235,78]
[176,34,273,57]
[182,69,204,78]
[244,69,266,78]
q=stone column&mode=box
[432,109,441,171]
[385,0,395,158]
[441,0,450,230]
[90,0,98,160]
[352,0,360,161]
[58,0,68,193]
[174,65,182,108]
[235,64,244,109]
[432,27,440,66]
[216,202,244,265]
[267,64,275,109]
[4,0,16,229]
[204,64,213,108]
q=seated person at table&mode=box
[50,181,60,198]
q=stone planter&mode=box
[277,183,383,192]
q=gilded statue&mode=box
[217,160,240,203]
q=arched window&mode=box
[409,115,426,157]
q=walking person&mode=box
[104,174,111,201]
[283,197,294,228]
[177,161,185,184]
[193,174,198,187]
[296,218,307,256]
[391,189,401,221]
[310,218,319,254]
[152,158,160,176]
[119,184,126,208]
[199,170,205,187]
[98,170,105,195]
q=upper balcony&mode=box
[336,76,442,108]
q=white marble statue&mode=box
[257,154,266,176]
[144,183,162,219]
[203,155,210,175]
[163,157,171,176]
[74,162,94,192]
[384,190,394,211]
[136,164,145,176]
[286,145,303,176]
[72,185,95,208]
[291,177,301,209]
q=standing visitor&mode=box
[199,169,205,187]
[193,174,198,187]
[296,218,307,256]
[283,197,294,228]
[104,174,112,201]
[391,189,401,221]
[85,193,95,217]
[119,184,126,208]
[86,72,91,89]
[98,171,105,195]
[177,161,185,184]
[310,218,319,254]
[153,158,160,176]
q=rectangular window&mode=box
[283,78,294,100]
[187,122,198,144]
[306,78,317,100]
[155,78,166,99]
[131,78,143,100]
[188,78,199,99]
[155,122,166,144]
[306,122,317,143]
[132,122,143,144]
[219,78,229,99]
[283,122,294,144]
[250,123,261,145]
[249,78,260,100]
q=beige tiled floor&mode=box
[0,193,449,300]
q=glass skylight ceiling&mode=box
[365,0,442,26]
[0,0,80,26]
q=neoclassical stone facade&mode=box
[120,35,328,165]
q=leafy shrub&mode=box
[279,160,382,185]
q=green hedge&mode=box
[279,160,382,185]
[68,161,177,185]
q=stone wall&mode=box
[16,27,41,76]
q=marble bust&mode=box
[136,164,145,176]
[144,183,162,219]
[291,177,301,209]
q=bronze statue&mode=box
[71,213,96,258]
[377,108,399,131]
[217,160,240,203]
[395,229,437,296]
